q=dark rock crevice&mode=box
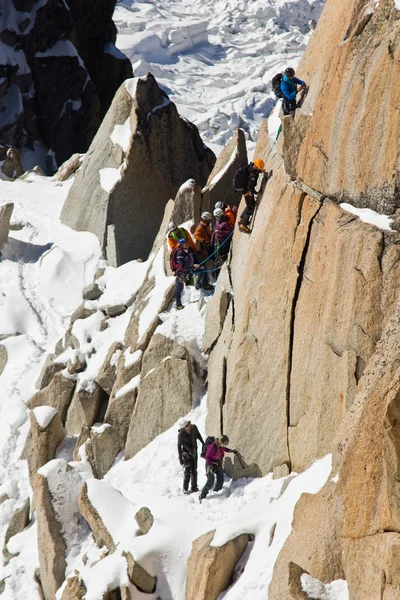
[286,199,324,468]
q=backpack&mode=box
[233,165,250,192]
[272,73,283,99]
[170,246,181,273]
[200,436,215,459]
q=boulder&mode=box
[36,353,63,390]
[61,73,215,266]
[79,479,140,552]
[70,303,97,324]
[22,407,64,476]
[3,497,30,556]
[73,423,120,479]
[124,551,156,593]
[201,128,247,214]
[95,342,123,395]
[1,148,23,180]
[103,303,127,317]
[105,349,143,446]
[134,507,154,535]
[82,282,102,301]
[125,335,192,459]
[0,203,14,247]
[56,153,82,182]
[0,344,7,377]
[185,530,249,600]
[27,372,76,423]
[65,384,105,436]
[79,481,115,550]
[60,575,87,600]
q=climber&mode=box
[215,201,237,227]
[167,221,197,252]
[171,238,199,310]
[193,211,214,290]
[177,418,204,494]
[199,435,238,502]
[280,67,306,117]
[235,158,265,234]
[211,208,234,261]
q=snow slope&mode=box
[114,0,324,154]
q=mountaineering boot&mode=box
[199,494,204,504]
[177,304,184,310]
[183,489,191,495]
[191,486,199,493]
[239,223,251,234]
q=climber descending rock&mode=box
[234,158,265,233]
[177,418,204,494]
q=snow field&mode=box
[114,0,325,155]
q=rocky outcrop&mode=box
[1,149,23,180]
[33,460,86,600]
[74,424,120,479]
[3,498,30,556]
[22,407,64,476]
[0,0,132,171]
[124,551,156,594]
[125,334,192,459]
[185,530,249,600]
[79,481,115,550]
[60,575,87,600]
[61,74,215,266]
[0,344,8,377]
[0,203,14,248]
[95,342,123,395]
[201,128,247,214]
[65,384,105,436]
[56,153,82,182]
[171,179,203,227]
[27,372,75,423]
[35,353,63,390]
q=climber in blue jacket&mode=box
[280,67,306,116]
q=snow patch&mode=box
[115,374,141,399]
[340,203,393,231]
[111,118,132,153]
[301,574,349,599]
[33,406,57,428]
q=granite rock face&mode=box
[61,74,215,266]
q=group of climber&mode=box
[167,157,265,310]
[177,418,240,502]
[272,66,307,116]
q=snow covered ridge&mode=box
[114,0,325,154]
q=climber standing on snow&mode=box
[177,418,204,494]
[280,67,306,116]
[193,211,214,290]
[234,158,265,234]
[199,435,238,502]
[167,221,197,252]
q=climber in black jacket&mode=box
[177,418,204,494]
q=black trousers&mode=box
[240,192,256,227]
[200,465,224,499]
[282,97,297,116]
[183,456,198,491]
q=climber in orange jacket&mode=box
[193,212,212,252]
[167,221,197,252]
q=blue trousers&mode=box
[200,465,224,499]
[176,278,184,306]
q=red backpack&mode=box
[170,246,181,273]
